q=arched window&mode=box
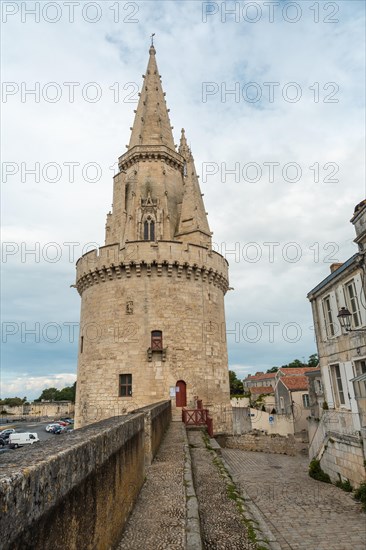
[151,330,163,350]
[144,216,155,241]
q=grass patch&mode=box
[309,459,331,483]
[335,478,353,492]
[354,482,366,511]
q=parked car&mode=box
[8,433,39,448]
[60,418,74,424]
[45,423,62,432]
[50,425,68,434]
[0,429,16,439]
[0,429,16,446]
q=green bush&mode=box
[354,482,366,511]
[309,459,331,483]
[335,479,353,492]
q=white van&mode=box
[8,433,39,448]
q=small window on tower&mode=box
[144,217,155,241]
[119,374,132,397]
[151,330,163,350]
[80,336,84,353]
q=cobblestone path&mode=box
[222,449,366,550]
[188,430,261,550]
[118,422,186,550]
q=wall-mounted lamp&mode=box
[337,307,366,333]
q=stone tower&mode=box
[74,45,231,431]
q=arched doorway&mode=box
[175,380,187,407]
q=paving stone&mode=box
[118,422,186,550]
[222,448,366,550]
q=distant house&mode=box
[307,199,366,487]
[243,372,276,389]
[243,372,276,412]
[274,367,318,433]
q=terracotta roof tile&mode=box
[279,367,318,375]
[247,372,277,380]
[279,375,309,391]
[250,386,274,395]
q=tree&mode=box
[267,354,318,374]
[0,397,27,407]
[35,387,59,402]
[57,382,76,402]
[308,354,319,368]
[266,366,278,373]
[35,382,76,403]
[229,371,244,395]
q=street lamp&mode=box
[337,307,352,331]
[337,307,366,332]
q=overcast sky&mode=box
[1,0,365,400]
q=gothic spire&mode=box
[128,45,175,150]
[176,132,211,246]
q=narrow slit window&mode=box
[144,217,155,241]
[80,336,84,353]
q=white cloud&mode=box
[1,1,365,395]
[1,374,77,400]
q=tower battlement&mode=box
[76,241,229,296]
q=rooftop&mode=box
[279,375,309,391]
[250,386,274,395]
[278,367,319,376]
[246,372,277,380]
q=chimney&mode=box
[330,263,343,273]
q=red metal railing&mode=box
[182,407,214,437]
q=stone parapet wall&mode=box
[138,400,171,464]
[1,401,74,419]
[217,431,306,456]
[0,401,171,550]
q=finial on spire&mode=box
[151,33,155,46]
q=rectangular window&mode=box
[302,394,310,408]
[345,280,361,328]
[322,296,335,337]
[330,364,345,406]
[119,374,132,397]
[151,330,163,350]
[280,396,285,411]
[354,360,366,378]
[80,336,84,353]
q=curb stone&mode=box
[183,427,202,550]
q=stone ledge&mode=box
[183,428,202,550]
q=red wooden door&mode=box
[176,380,187,407]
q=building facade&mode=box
[307,200,366,486]
[274,367,317,433]
[74,46,232,431]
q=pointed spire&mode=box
[176,133,211,245]
[179,128,190,159]
[128,45,175,150]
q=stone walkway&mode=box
[222,449,366,550]
[118,422,186,550]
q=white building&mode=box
[307,200,366,487]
